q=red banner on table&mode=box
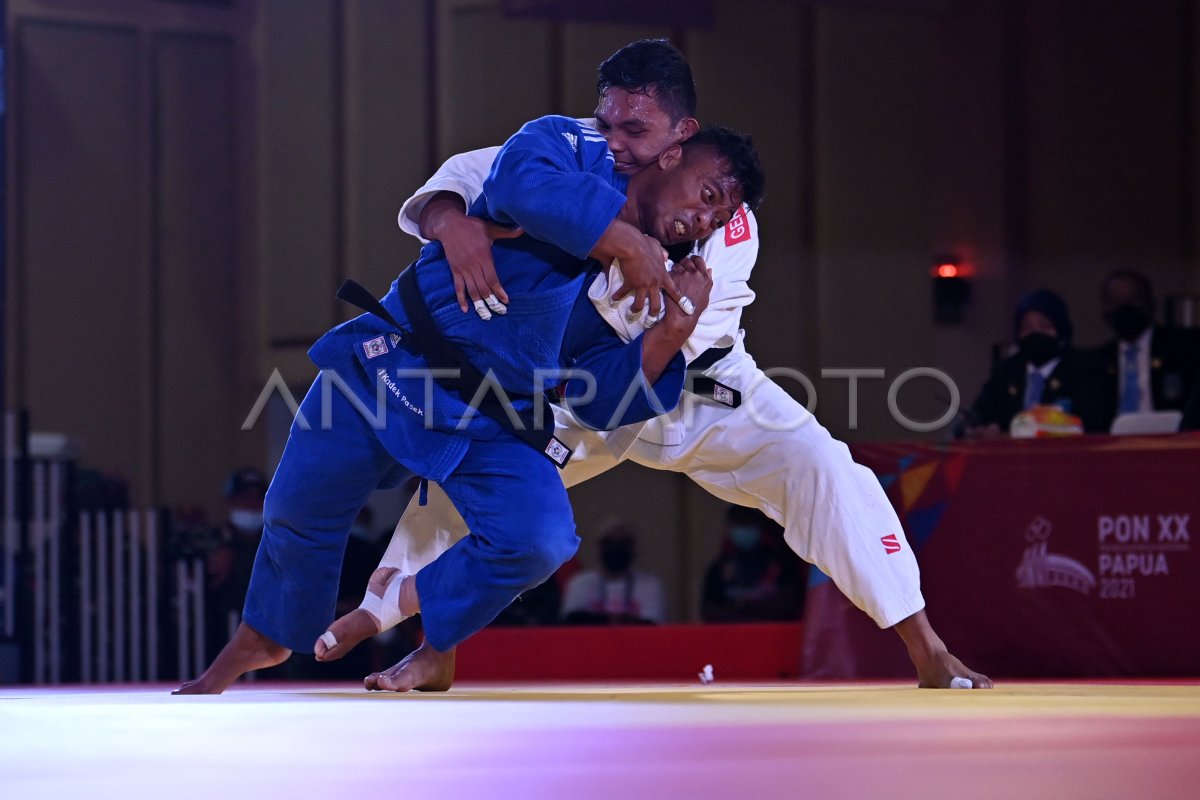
[803,434,1200,679]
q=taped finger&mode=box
[472,298,493,321]
[484,293,507,315]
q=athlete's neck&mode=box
[617,188,646,236]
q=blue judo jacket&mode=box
[308,116,687,480]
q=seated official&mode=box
[1088,269,1200,432]
[962,289,1105,437]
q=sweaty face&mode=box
[594,87,687,174]
[642,145,744,246]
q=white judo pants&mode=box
[372,345,926,630]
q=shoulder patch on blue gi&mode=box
[561,131,578,152]
[362,335,389,359]
[389,333,403,348]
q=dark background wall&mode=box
[5,0,1198,619]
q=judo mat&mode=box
[2,680,1198,799]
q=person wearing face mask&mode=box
[962,289,1105,437]
[560,521,665,625]
[702,506,805,623]
[205,467,269,659]
[1090,270,1200,432]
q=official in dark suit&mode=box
[963,289,1105,436]
[1089,270,1200,432]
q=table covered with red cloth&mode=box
[802,434,1200,679]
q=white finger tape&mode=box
[950,677,973,689]
[484,294,507,315]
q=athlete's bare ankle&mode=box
[399,575,421,617]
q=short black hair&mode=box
[682,126,766,212]
[596,39,697,122]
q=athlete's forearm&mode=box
[589,217,651,265]
[418,192,468,241]
[640,317,696,384]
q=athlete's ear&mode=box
[675,117,700,140]
[657,143,683,171]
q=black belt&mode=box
[689,345,732,372]
[336,272,574,468]
[687,345,741,408]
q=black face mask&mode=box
[600,544,634,574]
[1019,333,1062,367]
[1106,304,1152,342]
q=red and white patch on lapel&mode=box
[724,206,751,246]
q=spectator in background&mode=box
[702,506,804,623]
[961,289,1105,437]
[1090,270,1200,431]
[206,467,267,656]
[561,521,665,625]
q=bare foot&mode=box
[172,622,290,695]
[912,648,994,690]
[314,609,380,662]
[363,642,456,692]
[314,566,410,662]
[892,609,994,689]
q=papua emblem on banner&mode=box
[1015,516,1096,595]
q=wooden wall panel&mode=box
[14,21,151,495]
[154,33,238,511]
[260,0,338,347]
[343,0,431,295]
[1021,0,1194,346]
[813,8,940,441]
[8,1,254,515]
[437,0,552,158]
[927,0,1011,419]
[691,0,809,379]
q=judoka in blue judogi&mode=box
[177,115,759,692]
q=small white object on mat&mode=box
[698,664,714,684]
[950,676,973,689]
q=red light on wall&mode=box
[930,253,970,325]
[933,262,960,279]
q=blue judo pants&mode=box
[242,379,579,653]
